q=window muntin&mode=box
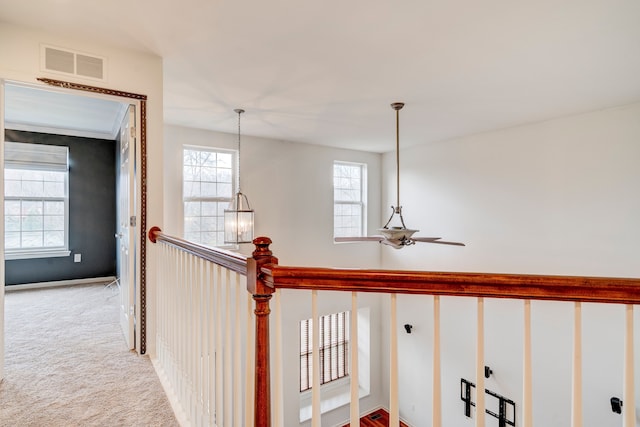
[183,147,234,247]
[333,161,366,238]
[4,142,70,259]
[300,311,349,392]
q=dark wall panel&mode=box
[5,130,117,285]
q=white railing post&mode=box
[571,302,583,427]
[390,293,399,426]
[350,292,360,425]
[432,295,442,427]
[522,300,533,427]
[311,290,321,427]
[623,304,635,427]
[476,297,485,427]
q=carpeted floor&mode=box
[0,283,178,426]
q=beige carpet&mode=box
[0,283,178,426]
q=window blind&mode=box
[5,142,69,172]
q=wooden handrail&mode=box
[148,226,248,275]
[261,265,640,305]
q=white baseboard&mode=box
[5,276,117,292]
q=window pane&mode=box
[5,232,20,249]
[5,216,21,232]
[44,231,64,247]
[184,201,201,216]
[22,215,43,231]
[182,148,235,247]
[4,160,69,253]
[22,231,43,248]
[22,201,43,215]
[44,215,65,231]
[5,201,21,215]
[333,162,365,237]
[44,201,65,215]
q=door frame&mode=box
[1,77,149,357]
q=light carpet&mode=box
[0,283,178,426]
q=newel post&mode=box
[247,237,278,427]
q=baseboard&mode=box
[151,356,190,426]
[5,276,117,292]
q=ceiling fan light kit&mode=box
[335,102,465,249]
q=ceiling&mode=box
[4,84,128,140]
[1,0,639,152]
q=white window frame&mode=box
[4,142,70,260]
[333,161,367,238]
[182,145,236,248]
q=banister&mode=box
[260,265,640,304]
[148,226,248,275]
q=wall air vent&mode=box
[42,45,106,81]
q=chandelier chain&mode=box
[234,108,245,193]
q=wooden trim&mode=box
[148,227,248,275]
[261,265,640,305]
[36,78,147,100]
[37,78,150,354]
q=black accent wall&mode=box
[5,130,117,285]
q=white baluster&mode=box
[522,300,533,427]
[390,294,399,426]
[350,292,360,425]
[623,304,635,427]
[312,290,321,427]
[215,265,223,425]
[476,297,485,427]
[234,273,242,426]
[571,302,582,427]
[224,269,232,427]
[433,295,442,427]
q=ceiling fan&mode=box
[335,102,465,249]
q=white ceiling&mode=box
[1,0,639,152]
[4,84,127,140]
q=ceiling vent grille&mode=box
[42,45,106,81]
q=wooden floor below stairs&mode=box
[341,408,409,427]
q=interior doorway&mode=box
[0,80,147,375]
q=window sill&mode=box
[299,377,369,422]
[5,249,71,260]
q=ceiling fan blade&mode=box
[414,238,466,246]
[334,236,384,243]
[411,237,442,242]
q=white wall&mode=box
[380,103,640,426]
[164,124,382,268]
[0,22,164,352]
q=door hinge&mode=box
[130,126,136,138]
[130,216,136,227]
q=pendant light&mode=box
[224,108,254,244]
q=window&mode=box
[4,142,70,259]
[183,147,234,247]
[300,311,349,392]
[333,161,366,238]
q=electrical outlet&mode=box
[74,253,81,263]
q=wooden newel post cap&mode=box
[148,226,162,243]
[252,236,273,258]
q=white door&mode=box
[0,80,6,379]
[116,105,136,350]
